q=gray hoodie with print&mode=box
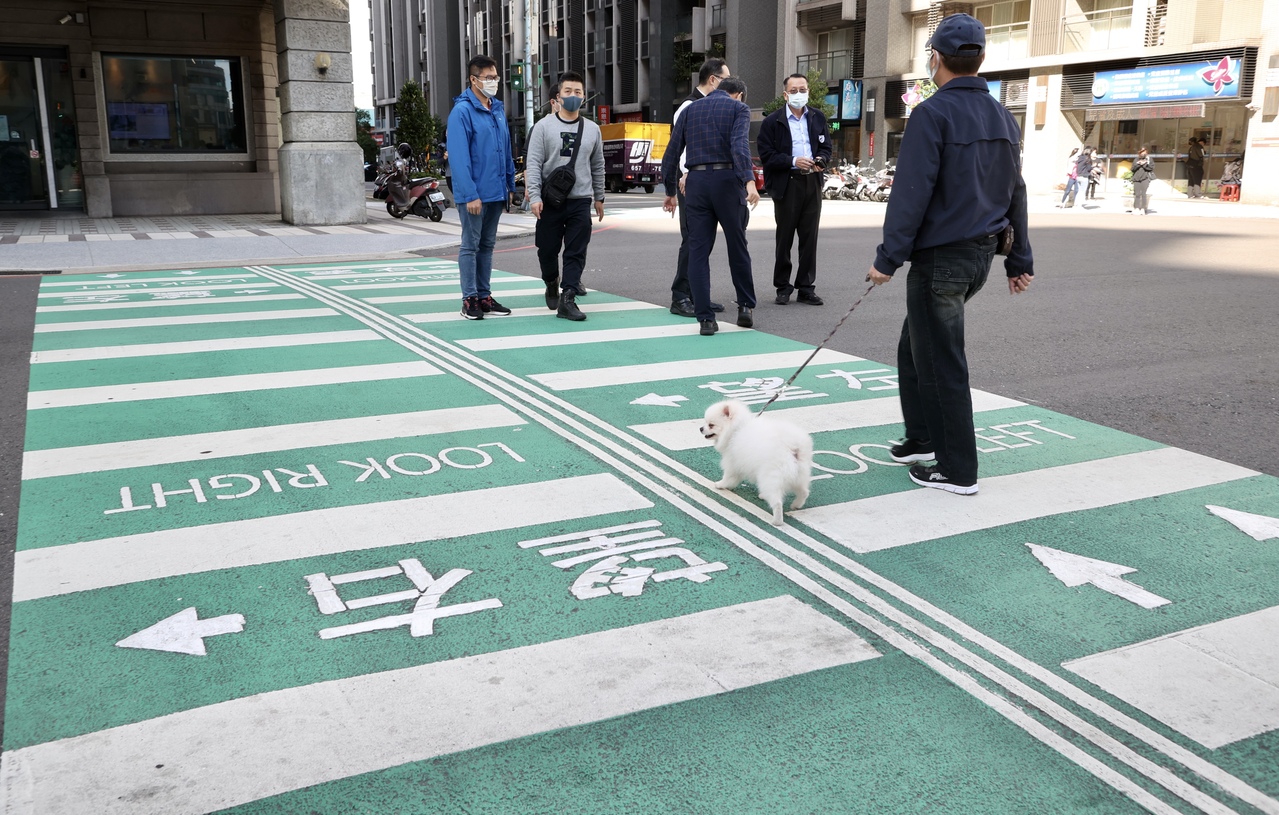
[525,113,606,205]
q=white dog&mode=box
[700,399,813,525]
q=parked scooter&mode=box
[385,142,447,222]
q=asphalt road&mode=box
[421,190,1279,478]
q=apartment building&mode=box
[856,0,1277,203]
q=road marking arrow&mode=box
[1206,504,1279,541]
[98,273,124,278]
[116,608,246,656]
[1026,543,1170,609]
[233,289,271,294]
[630,393,688,408]
[175,270,198,275]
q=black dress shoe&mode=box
[557,291,586,321]
[544,279,559,310]
[797,292,825,305]
[699,319,719,336]
[710,301,725,312]
[670,298,696,318]
[774,293,790,305]
[736,306,753,328]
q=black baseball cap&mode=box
[928,13,986,56]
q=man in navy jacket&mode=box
[757,74,833,306]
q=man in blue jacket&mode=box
[867,13,1034,496]
[447,55,518,320]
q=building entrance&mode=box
[0,49,81,211]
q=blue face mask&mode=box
[560,95,583,113]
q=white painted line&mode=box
[408,301,660,324]
[22,404,526,479]
[36,294,306,312]
[29,330,383,364]
[13,473,653,601]
[0,596,876,814]
[371,286,545,305]
[792,448,1258,553]
[32,308,339,334]
[27,361,442,410]
[1065,605,1279,749]
[458,323,752,352]
[528,348,864,391]
[332,276,532,291]
[38,282,281,298]
[290,260,456,273]
[630,391,1024,451]
[39,273,267,287]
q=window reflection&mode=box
[102,54,246,153]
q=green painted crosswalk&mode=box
[5,259,1279,814]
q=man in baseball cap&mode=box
[867,12,1034,496]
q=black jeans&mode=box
[536,198,593,294]
[896,235,996,483]
[685,168,755,321]
[773,172,822,297]
[671,188,692,301]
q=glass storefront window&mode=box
[101,54,247,153]
[44,58,82,207]
[1093,105,1246,191]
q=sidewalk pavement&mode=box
[2,188,1274,275]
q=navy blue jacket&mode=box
[662,90,754,195]
[874,76,1032,278]
[757,105,833,201]
[446,88,517,205]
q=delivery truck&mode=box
[600,122,670,194]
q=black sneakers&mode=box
[908,464,978,495]
[699,319,718,336]
[557,291,586,321]
[890,438,935,463]
[479,296,511,316]
[461,297,484,320]
[797,292,825,306]
[736,306,753,328]
[670,298,696,318]
[544,280,559,310]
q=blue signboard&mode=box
[1091,58,1242,105]
[840,79,863,122]
[987,79,1001,102]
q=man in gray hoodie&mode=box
[526,71,606,321]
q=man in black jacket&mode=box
[757,73,833,305]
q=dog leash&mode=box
[756,282,877,415]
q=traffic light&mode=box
[510,61,526,92]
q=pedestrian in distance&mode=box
[661,75,760,336]
[525,71,607,322]
[1130,147,1155,215]
[1057,147,1079,207]
[447,54,518,320]
[757,72,832,306]
[1186,136,1205,198]
[1086,150,1103,200]
[867,13,1034,496]
[668,58,731,319]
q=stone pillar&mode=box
[275,0,366,224]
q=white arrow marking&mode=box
[630,393,688,408]
[116,607,246,656]
[1026,543,1170,609]
[234,289,271,294]
[1206,505,1279,541]
[175,270,198,275]
[98,273,124,278]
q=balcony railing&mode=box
[983,21,1030,62]
[1063,5,1135,53]
[797,49,854,81]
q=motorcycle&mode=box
[384,158,447,222]
[822,166,851,200]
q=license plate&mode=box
[639,175,653,182]
[428,192,445,202]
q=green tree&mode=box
[355,108,378,163]
[394,79,432,165]
[761,67,837,121]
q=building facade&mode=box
[0,0,365,222]
[851,0,1277,204]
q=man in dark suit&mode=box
[757,73,833,306]
[661,76,759,336]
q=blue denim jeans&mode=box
[457,201,505,299]
[896,235,996,483]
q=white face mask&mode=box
[787,91,809,108]
[477,78,500,97]
[927,52,939,84]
